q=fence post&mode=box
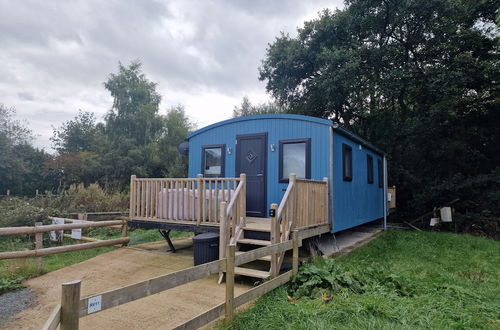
[60,280,81,330]
[129,175,136,219]
[270,203,279,277]
[225,244,235,324]
[292,230,300,276]
[121,219,129,246]
[35,222,43,272]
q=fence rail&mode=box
[0,218,129,270]
[42,228,310,330]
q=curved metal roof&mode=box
[186,113,386,155]
[186,114,332,139]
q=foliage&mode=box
[0,198,58,228]
[232,96,287,118]
[104,60,163,146]
[0,105,54,196]
[50,111,103,154]
[219,230,500,329]
[259,0,500,231]
[0,277,24,294]
[48,61,193,190]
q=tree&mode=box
[232,96,286,118]
[0,104,53,195]
[104,61,163,146]
[51,110,102,153]
[259,0,500,226]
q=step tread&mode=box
[235,251,272,262]
[234,267,270,279]
[242,226,271,233]
[237,238,271,246]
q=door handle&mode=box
[257,174,263,177]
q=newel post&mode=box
[219,201,228,260]
[292,229,300,276]
[129,175,136,219]
[60,280,81,330]
[239,173,247,224]
[270,203,279,277]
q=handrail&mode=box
[219,174,246,263]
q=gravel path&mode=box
[0,288,37,327]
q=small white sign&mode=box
[88,295,102,314]
[50,218,64,242]
[71,220,83,239]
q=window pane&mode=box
[204,147,222,175]
[367,155,374,184]
[283,142,306,179]
[343,144,352,181]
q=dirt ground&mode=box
[3,238,252,330]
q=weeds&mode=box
[219,230,500,330]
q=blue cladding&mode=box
[332,132,384,232]
[188,115,331,214]
[187,114,385,233]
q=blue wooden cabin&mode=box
[185,114,388,233]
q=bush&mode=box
[32,183,128,213]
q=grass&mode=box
[0,228,192,293]
[218,230,500,330]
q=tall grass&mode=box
[219,231,500,329]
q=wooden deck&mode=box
[128,173,330,279]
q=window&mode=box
[367,155,374,184]
[279,139,311,182]
[378,159,383,188]
[342,144,352,181]
[201,144,225,177]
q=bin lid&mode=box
[192,232,219,242]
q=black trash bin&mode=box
[193,232,219,266]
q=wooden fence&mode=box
[41,226,331,330]
[129,175,245,225]
[0,218,129,271]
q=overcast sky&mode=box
[0,0,343,151]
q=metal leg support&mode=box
[159,229,176,253]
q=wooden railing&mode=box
[0,219,129,271]
[129,175,243,225]
[270,174,329,276]
[218,174,246,261]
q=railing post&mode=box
[225,244,235,324]
[270,203,279,277]
[239,173,246,225]
[292,229,300,276]
[219,201,228,260]
[129,175,136,219]
[323,177,329,224]
[289,173,297,231]
[60,280,81,330]
[35,222,43,272]
[197,174,203,224]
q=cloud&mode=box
[0,0,343,151]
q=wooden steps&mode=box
[235,251,272,262]
[232,219,274,279]
[237,238,270,246]
[234,267,270,279]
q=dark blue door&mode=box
[236,133,267,217]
